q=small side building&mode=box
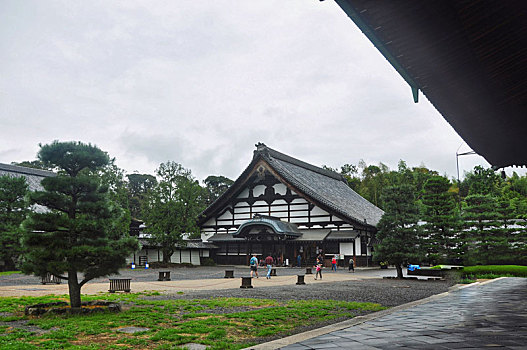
[128,220,216,266]
[199,143,384,267]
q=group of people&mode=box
[316,255,354,279]
[249,254,275,279]
[249,253,355,280]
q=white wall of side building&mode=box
[130,248,206,266]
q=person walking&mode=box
[348,257,355,272]
[331,255,337,271]
[315,255,323,280]
[265,254,274,279]
[297,254,302,268]
[250,254,259,278]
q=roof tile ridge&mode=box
[267,157,370,226]
[261,147,346,182]
[0,162,56,177]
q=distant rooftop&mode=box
[0,163,55,191]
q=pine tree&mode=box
[462,194,499,265]
[0,176,29,271]
[422,175,459,264]
[22,141,138,308]
[374,184,422,278]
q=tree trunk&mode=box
[396,264,404,279]
[3,258,16,271]
[162,248,174,263]
[68,270,82,309]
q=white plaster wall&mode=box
[273,183,287,195]
[355,238,362,256]
[340,242,354,255]
[253,185,266,197]
[218,210,233,220]
[310,206,330,216]
[180,250,191,263]
[237,188,250,198]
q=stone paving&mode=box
[272,278,527,350]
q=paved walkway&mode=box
[247,277,527,350]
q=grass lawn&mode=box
[463,265,527,279]
[0,292,385,349]
[0,271,21,277]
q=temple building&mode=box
[199,143,384,267]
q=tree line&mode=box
[326,161,527,277]
[1,141,525,306]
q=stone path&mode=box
[249,277,527,349]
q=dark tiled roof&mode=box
[199,144,384,229]
[0,163,55,192]
[234,214,301,237]
[139,238,217,249]
[207,233,245,242]
[260,145,384,226]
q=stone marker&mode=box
[296,275,306,285]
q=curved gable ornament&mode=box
[233,214,301,240]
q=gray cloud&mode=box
[2,0,516,182]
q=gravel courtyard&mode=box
[154,277,454,307]
[0,266,454,307]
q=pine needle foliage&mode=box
[21,141,139,308]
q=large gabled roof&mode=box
[199,143,384,229]
[334,0,527,168]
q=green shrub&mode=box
[463,265,527,278]
[200,258,216,266]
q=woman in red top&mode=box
[331,255,337,271]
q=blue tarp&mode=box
[408,264,420,271]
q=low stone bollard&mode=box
[305,267,312,275]
[296,275,306,285]
[270,268,277,276]
[240,276,253,288]
[224,270,234,278]
[158,271,171,281]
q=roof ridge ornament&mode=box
[254,142,270,159]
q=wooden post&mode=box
[240,277,253,288]
[296,275,306,285]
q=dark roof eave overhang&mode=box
[333,0,527,168]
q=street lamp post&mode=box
[455,145,476,211]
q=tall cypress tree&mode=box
[374,184,422,278]
[22,141,138,308]
[422,175,459,264]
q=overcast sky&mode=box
[1,0,512,183]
